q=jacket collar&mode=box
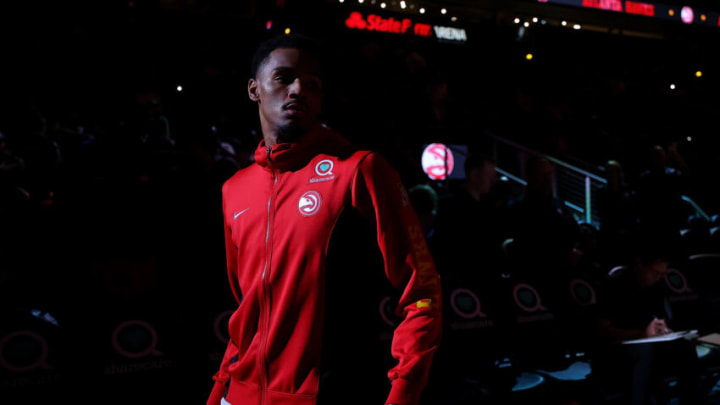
[254,124,344,173]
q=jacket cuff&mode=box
[385,378,421,405]
[207,379,228,405]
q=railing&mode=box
[490,135,607,228]
[490,135,712,230]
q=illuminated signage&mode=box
[345,11,467,42]
[538,0,718,26]
[422,143,455,180]
[434,26,467,41]
[681,6,694,24]
[582,0,622,12]
[625,1,655,16]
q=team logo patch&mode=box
[310,160,336,184]
[298,191,322,216]
[315,159,334,176]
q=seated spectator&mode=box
[434,154,503,280]
[635,145,688,233]
[504,156,579,278]
[408,183,439,241]
[598,160,636,267]
[592,232,700,404]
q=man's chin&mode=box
[276,123,309,144]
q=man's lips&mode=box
[283,102,308,113]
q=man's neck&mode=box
[262,123,319,147]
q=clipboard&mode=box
[621,330,698,345]
[698,333,720,347]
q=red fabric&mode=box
[208,124,442,405]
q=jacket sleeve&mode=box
[351,152,443,405]
[207,187,242,405]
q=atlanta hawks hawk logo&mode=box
[298,191,322,216]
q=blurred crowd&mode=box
[2,1,720,403]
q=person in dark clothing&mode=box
[598,160,636,267]
[635,145,688,233]
[593,233,700,404]
[504,156,579,278]
[434,154,502,281]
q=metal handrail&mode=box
[491,135,607,184]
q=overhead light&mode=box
[176,85,183,92]
[451,16,457,22]
[514,18,521,24]
[524,21,530,27]
[573,24,581,30]
[381,2,386,8]
[670,83,676,90]
[400,1,406,9]
[532,17,538,23]
[441,8,447,14]
[419,7,424,13]
[561,20,567,26]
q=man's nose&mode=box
[288,78,305,97]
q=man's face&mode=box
[639,260,669,287]
[249,48,323,142]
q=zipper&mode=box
[258,145,276,405]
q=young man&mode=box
[206,34,442,405]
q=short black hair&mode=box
[632,225,679,265]
[250,33,325,79]
[464,154,495,175]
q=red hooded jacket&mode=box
[207,124,442,405]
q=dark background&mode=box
[1,0,720,404]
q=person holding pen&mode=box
[592,230,700,404]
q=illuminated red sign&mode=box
[345,11,432,36]
[582,0,623,12]
[422,143,455,180]
[625,1,655,17]
[681,6,694,24]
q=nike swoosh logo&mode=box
[233,208,249,220]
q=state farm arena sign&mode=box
[345,11,468,42]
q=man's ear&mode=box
[248,78,260,103]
